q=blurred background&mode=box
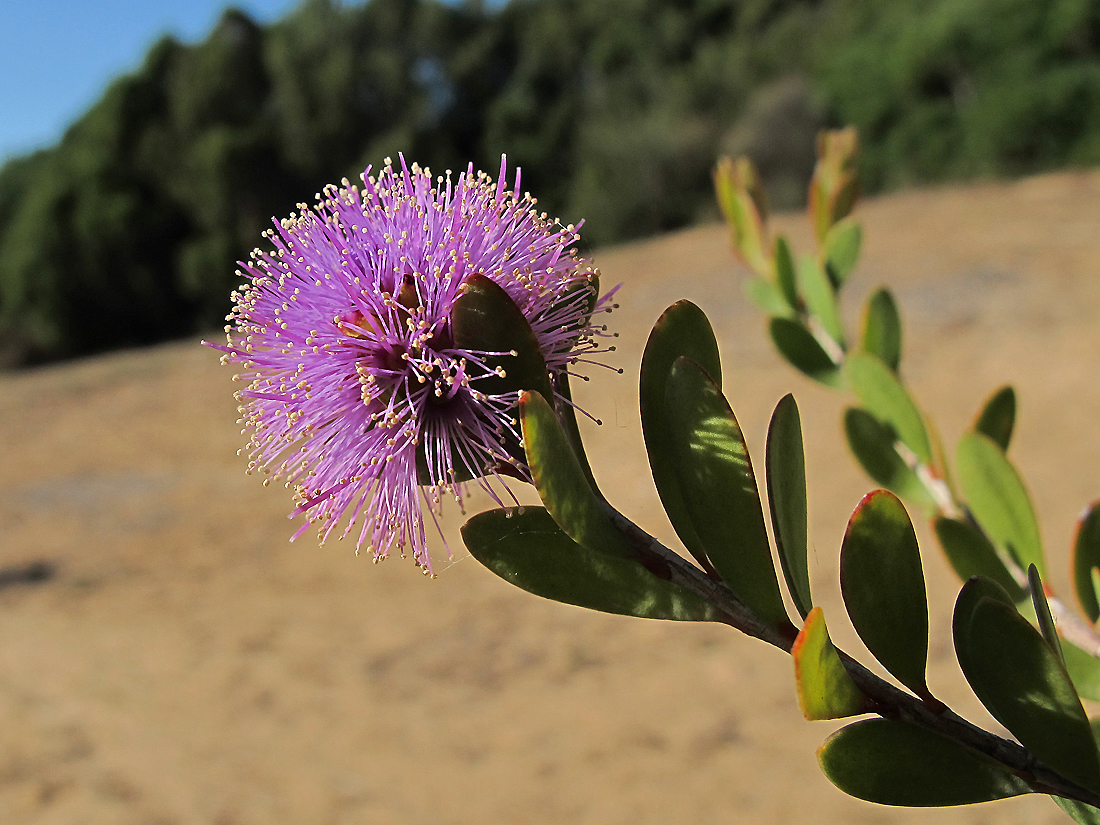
[4,2,1100,823]
[4,0,1100,367]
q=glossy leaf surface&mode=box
[843,408,935,508]
[1029,564,1064,665]
[766,394,812,618]
[797,254,845,347]
[960,597,1100,793]
[521,391,634,559]
[665,357,788,626]
[792,607,866,719]
[1073,501,1100,622]
[463,507,719,621]
[819,719,1031,806]
[840,490,929,694]
[640,301,722,568]
[934,516,1025,602]
[845,352,932,465]
[824,218,862,287]
[975,386,1016,452]
[859,288,901,372]
[769,317,840,387]
[956,431,1045,578]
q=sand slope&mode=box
[4,171,1100,824]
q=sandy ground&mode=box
[4,171,1100,824]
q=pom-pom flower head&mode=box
[216,156,614,572]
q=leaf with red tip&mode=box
[793,607,867,720]
[840,490,929,695]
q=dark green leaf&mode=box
[961,598,1100,793]
[1030,564,1064,665]
[665,357,789,627]
[640,301,722,569]
[845,352,932,465]
[975,386,1016,452]
[1063,641,1100,703]
[953,576,1017,682]
[793,607,867,719]
[797,254,845,346]
[773,235,799,310]
[462,507,720,621]
[840,490,929,695]
[824,218,863,288]
[956,431,1045,578]
[1074,501,1100,623]
[769,317,841,387]
[844,408,935,508]
[934,516,1025,602]
[521,391,634,559]
[859,287,901,372]
[766,394,812,618]
[818,719,1031,806]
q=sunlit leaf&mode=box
[843,408,935,508]
[959,597,1100,793]
[824,218,862,287]
[1074,501,1100,623]
[640,301,722,569]
[956,431,1045,578]
[744,277,794,317]
[974,386,1016,452]
[714,156,770,274]
[859,287,901,372]
[665,357,789,627]
[845,352,932,465]
[1029,564,1064,665]
[797,254,845,347]
[1055,797,1100,825]
[934,516,1025,602]
[1064,641,1100,703]
[462,507,720,621]
[774,235,800,310]
[840,490,929,695]
[769,317,841,387]
[521,391,634,559]
[792,607,867,719]
[766,394,812,618]
[818,719,1031,806]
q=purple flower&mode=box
[213,156,614,572]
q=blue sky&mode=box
[0,0,306,163]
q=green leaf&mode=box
[818,719,1031,806]
[953,576,1017,682]
[960,597,1100,793]
[934,516,1025,602]
[1063,640,1100,703]
[462,507,720,621]
[743,277,794,318]
[769,317,841,387]
[665,357,789,627]
[840,490,930,695]
[773,235,799,310]
[1029,564,1065,665]
[975,386,1016,452]
[520,391,634,559]
[845,352,932,465]
[792,607,867,719]
[1055,796,1100,825]
[797,254,845,347]
[640,301,722,569]
[956,431,1045,578]
[824,218,863,287]
[843,408,935,508]
[1073,501,1100,623]
[859,287,901,372]
[766,394,812,619]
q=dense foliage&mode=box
[3,0,1100,365]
